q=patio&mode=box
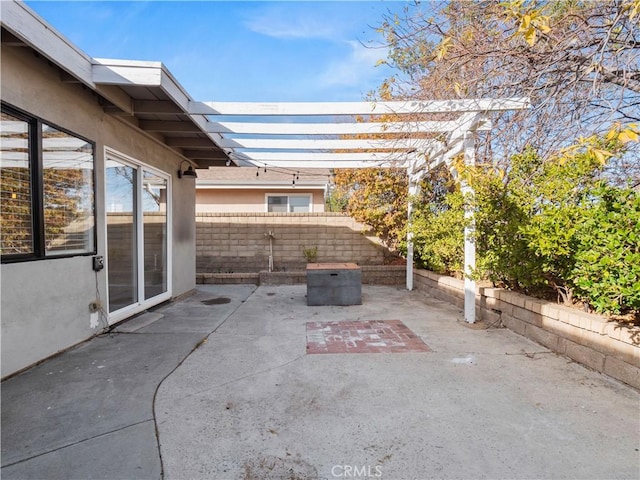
[2,284,638,479]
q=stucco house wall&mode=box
[1,44,195,377]
[196,188,325,213]
[195,166,330,213]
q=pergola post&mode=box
[462,131,476,323]
[406,173,420,290]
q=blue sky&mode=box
[25,1,409,102]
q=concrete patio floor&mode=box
[2,285,639,480]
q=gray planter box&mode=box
[306,263,362,306]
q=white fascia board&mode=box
[1,1,94,86]
[92,59,163,86]
[190,98,530,116]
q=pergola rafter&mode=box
[188,98,529,323]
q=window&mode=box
[267,195,311,213]
[0,104,95,261]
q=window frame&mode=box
[265,193,313,213]
[1,103,97,263]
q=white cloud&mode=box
[243,5,341,40]
[319,40,388,88]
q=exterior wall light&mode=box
[178,160,198,179]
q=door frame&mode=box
[104,147,173,324]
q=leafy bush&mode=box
[572,186,640,314]
[334,127,639,316]
[411,190,465,275]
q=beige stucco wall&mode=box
[196,188,325,213]
[1,45,195,377]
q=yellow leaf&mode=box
[619,129,639,144]
[589,148,613,165]
[536,19,551,34]
[624,0,640,20]
[436,37,452,61]
[524,26,536,46]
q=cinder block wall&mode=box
[414,269,640,389]
[196,213,393,273]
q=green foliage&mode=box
[333,168,408,250]
[411,189,465,275]
[472,149,543,292]
[572,186,640,314]
[302,245,318,263]
[367,0,639,314]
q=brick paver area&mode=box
[306,320,430,354]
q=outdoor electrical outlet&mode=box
[88,300,102,313]
[92,255,104,272]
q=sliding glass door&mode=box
[142,170,168,300]
[105,150,171,321]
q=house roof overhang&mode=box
[0,0,230,168]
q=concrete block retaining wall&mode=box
[197,265,407,287]
[196,213,394,273]
[413,269,640,389]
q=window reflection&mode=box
[143,170,167,300]
[42,123,94,255]
[0,112,33,255]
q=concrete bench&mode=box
[306,263,362,306]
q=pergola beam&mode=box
[230,151,407,164]
[190,98,529,116]
[206,120,464,135]
[217,137,439,151]
[233,158,394,169]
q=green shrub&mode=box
[411,190,465,274]
[572,186,640,314]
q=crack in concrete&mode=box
[191,353,308,397]
[152,289,258,479]
[1,419,154,469]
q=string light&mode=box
[233,159,337,182]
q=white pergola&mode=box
[1,0,529,323]
[187,98,530,323]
